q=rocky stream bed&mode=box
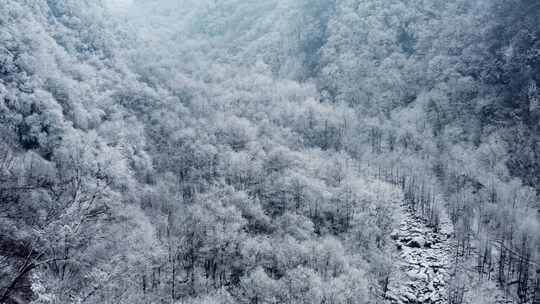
[385,205,454,304]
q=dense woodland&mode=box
[0,0,539,303]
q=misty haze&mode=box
[1,1,539,304]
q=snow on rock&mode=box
[401,291,417,302]
[407,237,425,248]
[384,204,453,304]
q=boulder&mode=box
[391,231,400,240]
[407,237,425,248]
[400,237,412,243]
[401,291,417,303]
[407,270,428,281]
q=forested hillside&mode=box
[0,1,539,304]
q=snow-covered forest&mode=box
[0,0,539,303]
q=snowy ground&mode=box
[385,205,454,304]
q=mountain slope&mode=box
[0,0,539,304]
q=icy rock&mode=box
[419,292,440,303]
[407,237,425,248]
[429,292,440,302]
[400,237,412,243]
[401,291,417,303]
[407,270,428,281]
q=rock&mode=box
[401,291,417,303]
[429,292,441,302]
[407,237,425,248]
[407,270,428,281]
[420,292,440,303]
[400,237,412,243]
